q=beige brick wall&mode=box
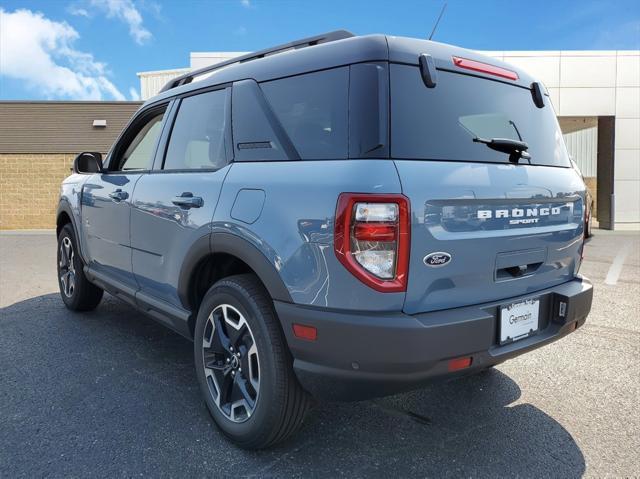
[0,155,604,230]
[0,154,75,230]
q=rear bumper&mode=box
[275,277,592,401]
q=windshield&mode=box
[390,64,570,167]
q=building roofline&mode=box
[190,51,247,57]
[136,67,190,77]
[0,100,143,105]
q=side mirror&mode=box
[73,152,103,174]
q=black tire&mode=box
[194,274,311,449]
[57,224,103,311]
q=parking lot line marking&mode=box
[605,241,632,285]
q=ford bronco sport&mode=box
[57,30,593,449]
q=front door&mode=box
[131,88,232,310]
[81,105,168,290]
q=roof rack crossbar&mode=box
[159,30,355,93]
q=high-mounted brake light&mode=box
[452,56,519,81]
[334,194,410,292]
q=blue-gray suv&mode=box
[56,31,593,449]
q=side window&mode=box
[116,111,165,171]
[163,89,229,170]
[260,67,348,160]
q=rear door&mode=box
[389,62,586,315]
[130,87,232,311]
[81,105,167,291]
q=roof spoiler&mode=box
[159,29,355,94]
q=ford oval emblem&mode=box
[423,252,452,267]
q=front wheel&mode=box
[194,274,311,449]
[57,224,103,311]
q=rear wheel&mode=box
[57,224,103,311]
[194,274,311,449]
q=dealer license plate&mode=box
[500,298,540,344]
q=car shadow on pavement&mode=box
[1,294,585,478]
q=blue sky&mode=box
[1,0,639,101]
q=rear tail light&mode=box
[334,193,410,292]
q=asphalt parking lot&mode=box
[1,230,638,478]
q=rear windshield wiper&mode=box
[473,137,531,163]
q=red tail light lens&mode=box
[452,56,519,81]
[354,223,397,242]
[334,193,410,292]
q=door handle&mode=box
[108,189,129,201]
[172,192,203,209]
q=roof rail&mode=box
[159,30,355,93]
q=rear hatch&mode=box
[388,39,586,314]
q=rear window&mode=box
[390,64,570,167]
[260,68,348,160]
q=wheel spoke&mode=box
[66,272,75,296]
[233,372,256,409]
[60,271,68,292]
[227,322,247,348]
[64,240,72,265]
[247,343,260,392]
[203,349,233,374]
[220,372,235,406]
[213,311,232,351]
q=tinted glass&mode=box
[260,67,348,160]
[119,112,164,171]
[164,89,228,170]
[391,64,570,167]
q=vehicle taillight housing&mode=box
[334,193,410,292]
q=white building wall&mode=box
[190,52,247,70]
[137,53,244,101]
[485,50,640,226]
[137,68,190,101]
[564,126,598,177]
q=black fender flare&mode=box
[56,200,89,264]
[177,232,293,311]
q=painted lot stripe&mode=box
[604,241,632,285]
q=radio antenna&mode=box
[428,1,447,40]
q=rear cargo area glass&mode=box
[390,64,571,167]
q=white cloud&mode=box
[0,8,125,100]
[234,26,247,36]
[129,86,140,101]
[68,6,90,17]
[240,0,251,8]
[88,0,151,45]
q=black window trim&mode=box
[254,66,350,161]
[104,101,170,174]
[151,84,233,174]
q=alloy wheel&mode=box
[59,237,76,298]
[202,304,260,423]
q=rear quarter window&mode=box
[260,67,349,160]
[390,64,570,167]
